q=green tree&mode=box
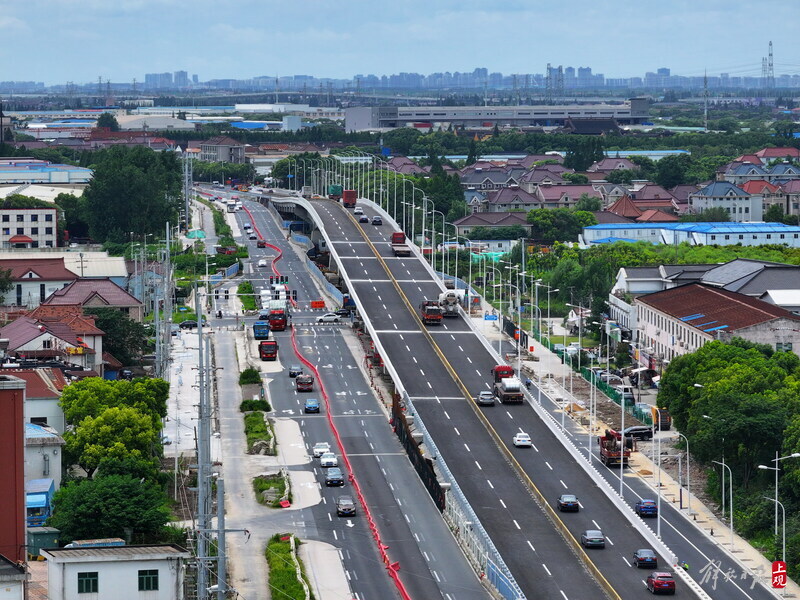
[764,204,786,223]
[81,146,182,242]
[54,192,89,239]
[465,139,478,166]
[383,128,422,155]
[563,172,589,184]
[49,475,170,543]
[681,207,731,222]
[466,225,527,240]
[655,154,692,188]
[85,308,148,365]
[527,208,596,244]
[59,377,169,426]
[574,194,602,212]
[605,169,637,184]
[64,406,160,478]
[96,112,120,132]
[564,137,605,172]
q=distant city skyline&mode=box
[1,0,798,86]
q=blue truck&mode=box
[26,478,55,527]
[253,320,271,340]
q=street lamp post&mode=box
[758,452,800,538]
[763,497,786,564]
[675,431,693,516]
[494,283,522,377]
[712,460,734,548]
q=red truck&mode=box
[258,340,278,361]
[491,365,515,382]
[268,309,288,331]
[342,189,357,208]
[599,429,631,467]
[296,374,314,392]
[391,231,412,257]
[419,300,443,325]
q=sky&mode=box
[2,0,799,86]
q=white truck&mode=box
[493,376,525,404]
[438,290,462,318]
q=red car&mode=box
[646,572,675,595]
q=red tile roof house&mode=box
[535,184,602,209]
[754,147,800,166]
[0,314,104,375]
[0,258,77,309]
[781,180,800,216]
[39,278,144,322]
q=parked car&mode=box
[556,494,579,512]
[353,206,364,215]
[635,499,658,517]
[336,495,357,517]
[317,313,341,323]
[359,215,369,223]
[179,320,198,330]
[304,398,320,413]
[325,467,345,487]
[320,452,338,468]
[334,308,352,316]
[170,324,180,336]
[475,391,495,406]
[513,432,532,447]
[632,548,659,568]
[580,530,605,548]
[623,425,653,441]
[288,365,303,377]
[646,572,675,595]
[312,442,330,458]
[371,216,382,225]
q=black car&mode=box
[632,548,659,568]
[624,425,653,441]
[334,308,352,317]
[179,320,198,329]
[358,215,369,223]
[325,467,344,487]
[580,529,605,548]
[556,494,579,512]
[288,365,303,377]
[336,495,356,516]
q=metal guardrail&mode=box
[304,257,344,304]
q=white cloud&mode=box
[0,16,29,31]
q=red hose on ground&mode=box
[289,327,413,600]
[242,205,298,309]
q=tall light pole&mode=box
[675,431,693,516]
[712,460,734,548]
[495,283,522,377]
[763,497,786,564]
[758,453,800,538]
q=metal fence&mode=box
[403,391,525,600]
[304,257,343,305]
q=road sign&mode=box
[772,561,787,588]
[484,314,498,321]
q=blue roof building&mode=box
[582,221,800,248]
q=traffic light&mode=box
[224,289,229,299]
[292,290,297,301]
[269,276,274,285]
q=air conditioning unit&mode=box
[655,329,661,336]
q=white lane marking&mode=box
[453,427,460,435]
[458,345,463,351]
[606,536,614,546]
[499,499,507,508]
[506,411,513,419]
[513,520,521,530]
[412,356,418,363]
[545,461,553,470]
[475,461,482,470]
[444,411,450,419]
[464,443,471,452]
[423,551,430,561]
[487,480,494,489]
[527,540,535,552]
[560,480,568,489]
[592,520,601,529]
[542,564,552,577]
[433,571,440,583]
[467,357,472,363]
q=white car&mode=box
[353,206,364,215]
[320,452,338,468]
[257,259,267,268]
[312,442,331,458]
[513,432,532,447]
[317,313,340,323]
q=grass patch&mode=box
[241,398,271,412]
[239,367,262,385]
[244,412,273,451]
[265,534,313,600]
[253,474,289,508]
[238,281,257,311]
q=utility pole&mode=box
[195,287,211,600]
[183,153,193,232]
[216,478,227,600]
[703,70,709,132]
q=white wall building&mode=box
[41,545,191,600]
[0,207,58,249]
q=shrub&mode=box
[239,367,262,385]
[244,412,272,450]
[265,534,312,600]
[253,474,289,508]
[240,398,271,412]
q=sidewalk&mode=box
[471,305,796,598]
